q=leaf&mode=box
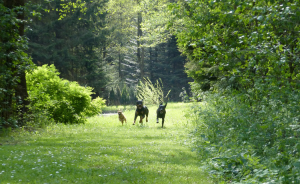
[278,45,284,52]
[293,161,300,168]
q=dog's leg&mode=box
[133,112,138,125]
[139,117,143,123]
[145,108,149,122]
[162,117,164,128]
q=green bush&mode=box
[191,89,300,183]
[84,97,106,117]
[26,64,105,124]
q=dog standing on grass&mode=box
[133,100,149,125]
[156,103,167,128]
[118,110,127,125]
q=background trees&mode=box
[23,0,192,106]
[27,0,109,98]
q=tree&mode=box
[0,0,32,128]
[169,0,300,95]
[165,1,300,182]
[137,0,192,100]
[148,36,192,101]
[105,0,142,86]
[105,0,192,102]
[26,0,109,97]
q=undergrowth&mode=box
[190,91,300,183]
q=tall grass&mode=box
[0,103,212,184]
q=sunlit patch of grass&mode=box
[0,102,211,183]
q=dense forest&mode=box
[26,0,192,104]
[1,0,300,183]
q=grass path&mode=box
[0,103,211,184]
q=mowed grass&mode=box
[0,103,211,184]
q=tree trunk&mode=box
[137,8,144,80]
[149,47,153,80]
[119,52,122,79]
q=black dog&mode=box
[133,100,149,125]
[156,103,167,128]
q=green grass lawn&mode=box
[0,103,211,184]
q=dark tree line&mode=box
[106,35,192,105]
[147,36,192,101]
[27,0,109,98]
[26,0,191,105]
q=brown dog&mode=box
[118,111,127,125]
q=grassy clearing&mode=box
[0,103,211,184]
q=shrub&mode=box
[84,97,106,117]
[191,89,300,183]
[26,64,105,124]
[136,77,170,105]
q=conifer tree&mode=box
[27,0,109,97]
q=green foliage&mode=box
[104,0,141,86]
[103,0,191,103]
[179,87,189,103]
[26,0,109,97]
[136,77,170,105]
[165,1,300,182]
[140,0,173,46]
[0,1,34,128]
[169,0,300,92]
[107,84,136,106]
[120,85,131,105]
[84,97,106,117]
[26,64,105,124]
[148,37,193,101]
[190,90,300,183]
[26,0,191,103]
